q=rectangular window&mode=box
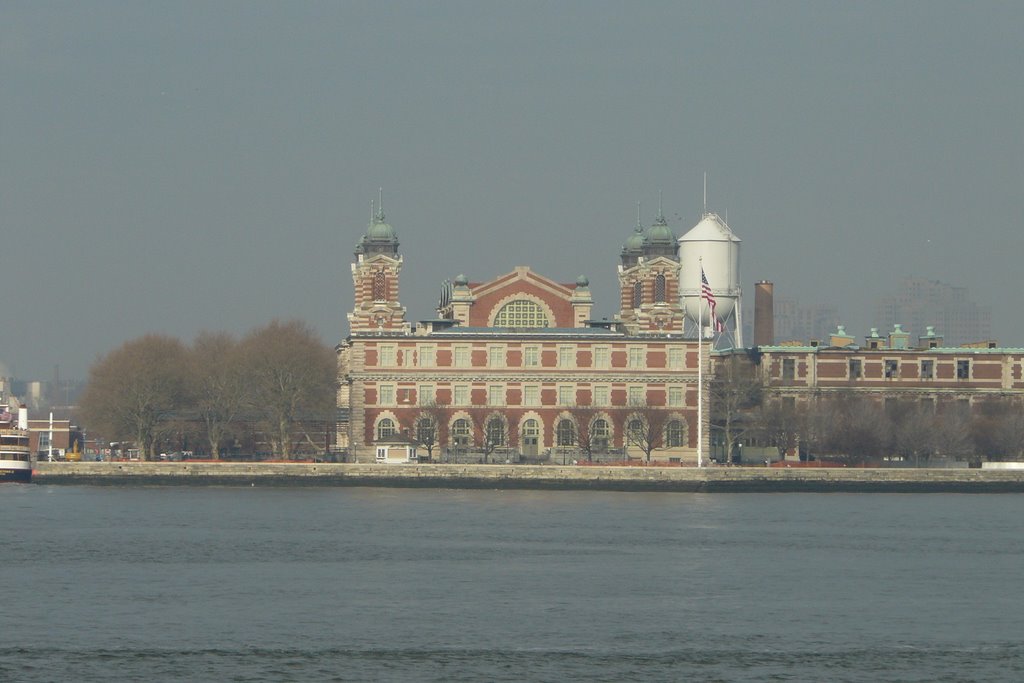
[957,359,970,380]
[488,385,504,406]
[558,345,575,369]
[488,345,505,368]
[884,359,899,379]
[628,347,645,370]
[558,385,575,406]
[378,345,397,367]
[628,385,644,406]
[668,386,684,407]
[593,346,610,370]
[849,359,862,379]
[667,347,684,370]
[523,385,540,407]
[453,385,469,406]
[378,384,396,406]
[523,346,540,367]
[419,345,435,368]
[921,359,934,380]
[418,384,434,406]
[782,358,795,380]
[454,346,470,368]
[593,385,610,406]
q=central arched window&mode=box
[416,417,436,445]
[592,419,610,450]
[376,417,396,440]
[452,418,471,446]
[486,417,506,447]
[654,274,667,303]
[494,299,549,328]
[557,419,576,447]
[632,281,643,308]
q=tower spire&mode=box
[703,172,707,216]
[636,201,643,231]
[377,187,385,221]
[656,190,666,223]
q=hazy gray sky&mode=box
[2,1,1022,379]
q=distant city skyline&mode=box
[3,2,1022,379]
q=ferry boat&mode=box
[0,404,32,483]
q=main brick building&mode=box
[337,203,706,463]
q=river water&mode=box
[2,485,1022,682]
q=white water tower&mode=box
[679,211,743,347]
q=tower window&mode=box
[372,271,387,301]
[632,281,643,308]
[654,274,667,303]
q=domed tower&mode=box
[348,189,407,332]
[679,207,742,347]
[619,204,647,269]
[617,199,684,335]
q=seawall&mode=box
[30,462,1024,492]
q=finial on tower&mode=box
[657,190,665,222]
[703,172,707,216]
[636,201,642,231]
[377,187,385,221]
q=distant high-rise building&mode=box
[874,278,991,347]
[766,298,840,344]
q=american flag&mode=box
[701,268,725,333]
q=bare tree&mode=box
[190,331,248,459]
[891,402,939,467]
[710,354,763,463]
[571,407,601,462]
[468,407,509,463]
[240,320,337,459]
[78,334,190,461]
[621,404,670,464]
[828,394,890,465]
[413,401,449,462]
[757,397,802,462]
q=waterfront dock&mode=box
[30,461,1024,492]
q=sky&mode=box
[2,1,1022,380]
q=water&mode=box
[2,485,1023,682]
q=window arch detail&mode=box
[493,299,550,328]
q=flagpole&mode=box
[697,257,703,469]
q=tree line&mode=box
[78,320,337,460]
[712,356,1024,466]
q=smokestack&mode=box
[754,280,774,346]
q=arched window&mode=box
[592,418,610,451]
[632,281,643,308]
[486,417,506,447]
[416,417,436,446]
[452,418,471,446]
[376,418,396,440]
[654,274,667,303]
[666,420,687,448]
[627,418,644,445]
[493,299,550,328]
[557,419,576,447]
[372,271,387,301]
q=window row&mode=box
[844,357,971,380]
[372,344,688,370]
[375,414,690,450]
[374,384,689,407]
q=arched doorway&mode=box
[522,419,540,457]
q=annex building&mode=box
[337,203,706,464]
